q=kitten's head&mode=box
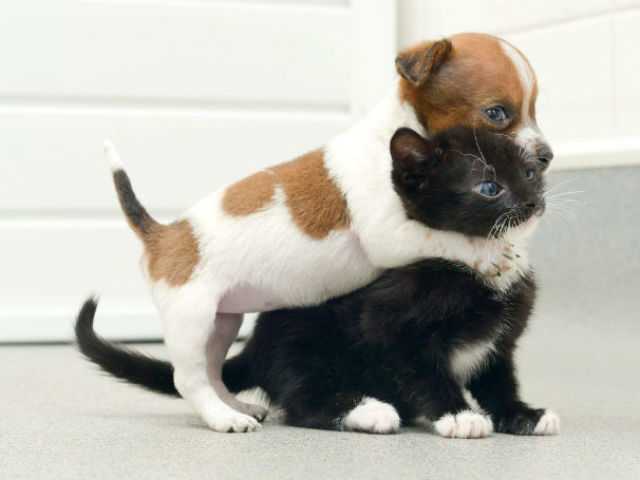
[390,127,547,238]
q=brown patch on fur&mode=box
[222,149,350,239]
[146,220,200,286]
[397,33,532,136]
[474,261,481,270]
[396,39,452,86]
[222,170,276,216]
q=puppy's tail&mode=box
[75,298,179,396]
[104,140,160,242]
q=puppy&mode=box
[94,33,552,432]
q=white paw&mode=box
[533,410,560,435]
[343,397,401,434]
[204,407,262,433]
[434,410,493,439]
[475,240,517,278]
[242,403,269,422]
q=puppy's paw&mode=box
[434,410,493,439]
[475,241,517,278]
[495,407,559,436]
[238,402,269,422]
[343,397,401,434]
[203,406,262,433]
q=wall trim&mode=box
[0,310,258,343]
[551,136,640,172]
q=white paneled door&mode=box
[0,0,396,341]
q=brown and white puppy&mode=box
[97,33,551,432]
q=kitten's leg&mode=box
[403,372,493,439]
[285,392,400,434]
[466,353,559,435]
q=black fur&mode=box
[75,299,177,396]
[75,127,549,434]
[112,169,156,237]
[229,260,544,433]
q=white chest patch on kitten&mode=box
[449,340,497,385]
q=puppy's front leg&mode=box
[361,218,512,275]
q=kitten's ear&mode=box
[390,128,438,191]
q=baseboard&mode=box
[551,136,640,171]
[0,310,257,343]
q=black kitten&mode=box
[75,127,558,437]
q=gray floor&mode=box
[2,166,640,480]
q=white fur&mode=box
[450,340,497,385]
[103,139,123,171]
[499,40,548,153]
[481,215,538,293]
[324,88,516,274]
[343,397,401,434]
[533,410,560,435]
[113,66,542,431]
[433,410,493,438]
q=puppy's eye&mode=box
[525,169,534,181]
[484,106,509,124]
[474,181,503,197]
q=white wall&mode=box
[398,0,640,171]
[4,0,636,342]
[0,0,396,341]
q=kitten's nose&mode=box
[525,198,545,214]
[536,145,554,168]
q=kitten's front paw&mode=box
[343,397,401,434]
[533,410,560,435]
[495,408,559,436]
[433,410,493,439]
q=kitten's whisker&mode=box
[546,190,584,198]
[471,123,496,179]
[544,178,580,195]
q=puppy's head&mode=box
[396,32,553,168]
[390,127,546,238]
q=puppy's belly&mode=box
[218,284,285,313]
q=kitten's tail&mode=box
[75,298,178,396]
[104,140,160,243]
[74,298,256,396]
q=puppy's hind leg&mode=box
[161,286,259,432]
[206,313,268,422]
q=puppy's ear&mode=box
[390,128,438,191]
[395,39,453,87]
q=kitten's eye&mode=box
[525,169,534,181]
[474,181,503,197]
[484,106,509,124]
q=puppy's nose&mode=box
[536,145,554,168]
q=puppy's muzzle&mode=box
[535,144,554,170]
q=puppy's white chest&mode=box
[449,340,496,384]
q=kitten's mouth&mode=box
[520,214,539,230]
[492,209,543,238]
